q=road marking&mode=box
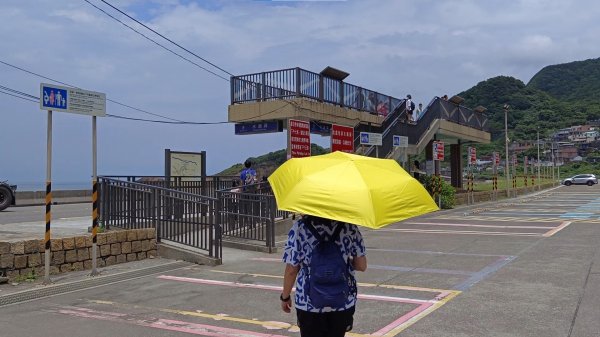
[249,258,475,276]
[51,306,290,337]
[452,256,516,291]
[156,274,461,336]
[157,275,434,304]
[375,228,542,236]
[404,222,555,229]
[210,269,455,294]
[543,221,572,237]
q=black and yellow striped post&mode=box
[91,179,99,275]
[531,175,535,187]
[524,175,528,188]
[44,181,52,266]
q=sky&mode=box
[2,0,600,190]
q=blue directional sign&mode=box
[393,135,400,146]
[360,133,370,144]
[235,121,283,135]
[41,85,68,111]
[310,121,332,136]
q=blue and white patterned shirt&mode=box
[282,216,366,313]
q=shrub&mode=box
[420,175,455,209]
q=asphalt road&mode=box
[0,184,599,337]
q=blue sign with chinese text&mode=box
[235,121,282,135]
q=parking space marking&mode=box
[404,222,555,229]
[155,274,460,337]
[50,305,291,337]
[376,228,542,236]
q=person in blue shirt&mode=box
[240,159,257,188]
[280,215,367,337]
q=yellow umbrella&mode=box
[268,151,438,229]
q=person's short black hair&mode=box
[407,94,412,99]
[244,159,252,168]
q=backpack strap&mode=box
[303,217,324,242]
[303,216,344,243]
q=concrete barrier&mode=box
[15,189,91,206]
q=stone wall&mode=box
[0,228,156,281]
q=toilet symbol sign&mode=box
[41,85,67,110]
[40,83,106,117]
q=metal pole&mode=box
[551,143,555,183]
[537,129,541,190]
[504,105,510,198]
[44,111,52,284]
[91,116,99,276]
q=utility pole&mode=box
[504,104,510,198]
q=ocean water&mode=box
[10,181,91,192]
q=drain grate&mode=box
[0,261,190,307]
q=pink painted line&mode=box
[55,307,288,337]
[158,275,431,304]
[379,228,542,236]
[158,275,282,291]
[372,302,433,336]
[405,222,555,229]
[543,221,572,237]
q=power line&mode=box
[97,0,234,77]
[0,59,185,122]
[81,0,230,82]
[0,89,39,103]
[0,83,293,125]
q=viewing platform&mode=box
[228,67,403,128]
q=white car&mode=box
[562,174,598,186]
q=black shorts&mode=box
[296,306,355,337]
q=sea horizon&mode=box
[10,181,92,192]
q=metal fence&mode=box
[98,177,222,259]
[231,67,403,117]
[101,175,238,198]
[99,177,289,256]
[216,182,289,253]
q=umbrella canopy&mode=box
[268,151,438,229]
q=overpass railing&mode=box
[231,67,404,117]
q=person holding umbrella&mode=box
[269,151,439,335]
[280,214,367,337]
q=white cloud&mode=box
[2,0,600,187]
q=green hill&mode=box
[459,57,600,143]
[217,144,328,177]
[528,58,600,103]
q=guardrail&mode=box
[98,177,222,260]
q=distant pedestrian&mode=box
[412,160,421,180]
[240,159,257,191]
[442,94,448,101]
[281,215,367,337]
[406,94,415,124]
[415,103,423,121]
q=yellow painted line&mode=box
[543,221,572,237]
[88,299,369,336]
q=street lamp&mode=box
[504,104,510,198]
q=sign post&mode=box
[432,141,444,207]
[40,83,106,281]
[467,147,476,204]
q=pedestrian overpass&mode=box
[228,67,491,188]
